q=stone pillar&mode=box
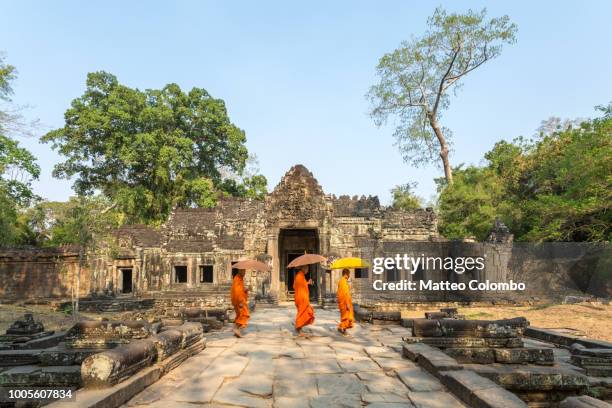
[268,232,280,299]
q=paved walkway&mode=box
[124,306,467,408]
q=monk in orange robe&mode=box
[293,266,315,336]
[231,269,250,338]
[337,268,354,335]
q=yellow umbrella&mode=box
[329,257,371,270]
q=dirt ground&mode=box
[402,302,612,342]
[1,302,611,342]
[0,303,125,333]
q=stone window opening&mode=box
[355,267,369,279]
[199,265,214,283]
[174,265,188,283]
[413,265,425,282]
[386,266,399,282]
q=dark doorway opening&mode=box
[121,269,133,293]
[278,229,319,301]
[174,265,188,283]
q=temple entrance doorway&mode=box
[278,229,319,301]
[120,268,133,294]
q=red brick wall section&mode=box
[0,248,93,300]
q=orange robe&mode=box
[293,271,315,330]
[337,276,354,330]
[231,274,250,328]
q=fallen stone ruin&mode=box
[0,308,226,406]
[401,311,612,407]
[0,314,64,351]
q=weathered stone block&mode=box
[440,370,527,408]
[0,350,42,366]
[39,346,101,366]
[81,338,157,388]
[412,318,527,338]
[406,336,523,349]
[473,365,589,393]
[171,322,203,348]
[400,318,414,328]
[494,348,554,365]
[570,347,612,376]
[396,366,443,391]
[559,395,612,408]
[444,348,495,364]
[425,312,450,320]
[355,308,372,323]
[418,351,463,378]
[525,327,612,349]
[159,338,206,374]
[64,320,151,349]
[4,313,45,336]
[150,329,182,362]
[186,316,223,330]
[371,310,401,322]
[403,343,463,378]
[0,365,81,387]
[160,318,183,327]
[402,342,433,362]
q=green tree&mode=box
[436,165,511,240]
[0,55,40,247]
[437,105,612,242]
[368,7,517,185]
[20,196,122,247]
[27,195,123,316]
[42,71,265,224]
[391,183,423,210]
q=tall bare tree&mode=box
[368,7,517,185]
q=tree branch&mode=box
[433,46,460,115]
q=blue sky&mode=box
[2,1,611,205]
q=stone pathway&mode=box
[123,306,467,408]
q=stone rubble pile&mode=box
[403,314,598,407]
[0,314,61,351]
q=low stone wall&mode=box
[81,322,205,388]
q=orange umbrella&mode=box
[232,259,271,272]
[287,254,327,268]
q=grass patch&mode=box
[528,303,555,311]
[464,311,494,319]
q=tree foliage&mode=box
[19,196,123,247]
[0,55,40,247]
[368,7,517,184]
[42,71,266,224]
[437,105,612,242]
[391,183,423,210]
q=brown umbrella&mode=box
[287,254,327,268]
[232,259,271,272]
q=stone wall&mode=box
[351,241,611,307]
[0,247,93,300]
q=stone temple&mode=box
[97,164,439,304]
[0,164,607,306]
